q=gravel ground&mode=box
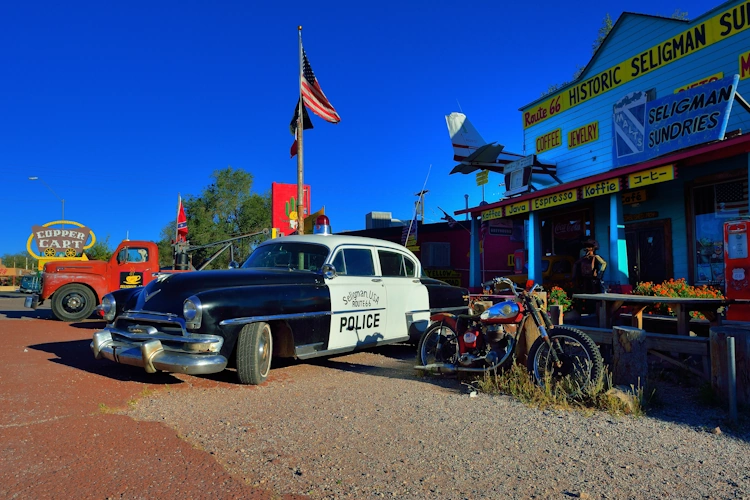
[125,344,750,499]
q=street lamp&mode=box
[29,176,65,226]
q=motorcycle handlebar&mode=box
[482,277,543,297]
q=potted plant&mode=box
[548,286,579,323]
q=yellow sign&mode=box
[741,50,750,80]
[532,189,578,211]
[481,207,503,221]
[26,220,96,271]
[505,200,530,216]
[622,189,647,205]
[675,72,724,92]
[425,269,461,286]
[522,2,750,129]
[535,128,562,153]
[476,170,489,186]
[628,165,675,188]
[568,121,599,149]
[303,206,326,234]
[583,178,621,199]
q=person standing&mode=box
[573,239,607,294]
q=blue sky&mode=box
[1,0,712,259]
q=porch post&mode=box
[528,212,542,284]
[609,192,629,286]
[469,215,481,289]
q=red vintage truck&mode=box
[27,240,163,322]
[26,230,268,321]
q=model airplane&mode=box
[445,112,559,185]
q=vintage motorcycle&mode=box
[415,277,604,389]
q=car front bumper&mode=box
[91,328,227,375]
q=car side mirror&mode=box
[321,264,337,279]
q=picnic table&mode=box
[571,293,729,336]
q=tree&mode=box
[0,251,33,270]
[158,166,272,269]
[84,235,114,261]
[542,10,688,97]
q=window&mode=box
[331,248,375,276]
[126,248,148,263]
[378,250,416,277]
[692,178,748,283]
[243,243,329,271]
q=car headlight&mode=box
[101,294,116,322]
[183,296,203,329]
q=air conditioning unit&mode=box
[422,242,451,268]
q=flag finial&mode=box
[298,25,302,30]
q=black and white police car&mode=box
[91,216,469,384]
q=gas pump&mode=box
[724,219,750,320]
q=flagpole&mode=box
[296,26,305,234]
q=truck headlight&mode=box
[183,296,202,329]
[100,294,116,322]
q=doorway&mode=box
[625,219,673,286]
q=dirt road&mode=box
[0,294,299,499]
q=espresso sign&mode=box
[32,225,92,256]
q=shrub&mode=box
[548,286,572,312]
[633,278,724,319]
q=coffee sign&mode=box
[31,225,92,257]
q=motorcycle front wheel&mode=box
[527,326,604,391]
[417,321,459,367]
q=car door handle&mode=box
[372,278,382,282]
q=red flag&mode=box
[301,49,340,123]
[177,196,188,242]
[290,97,314,158]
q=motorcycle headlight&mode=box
[100,294,116,322]
[183,296,202,329]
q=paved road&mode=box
[0,294,302,499]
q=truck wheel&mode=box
[51,284,97,322]
[236,322,273,385]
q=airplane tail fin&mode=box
[445,112,487,161]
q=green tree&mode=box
[0,251,33,270]
[84,235,114,261]
[542,10,688,97]
[158,166,271,269]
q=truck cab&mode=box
[35,240,160,322]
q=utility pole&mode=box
[414,190,429,222]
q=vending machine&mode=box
[724,219,750,320]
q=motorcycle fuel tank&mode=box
[479,300,523,324]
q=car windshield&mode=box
[242,242,330,272]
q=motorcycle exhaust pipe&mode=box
[415,359,504,374]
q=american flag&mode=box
[289,97,314,158]
[438,207,457,228]
[715,180,749,215]
[301,49,340,123]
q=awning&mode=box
[457,133,750,219]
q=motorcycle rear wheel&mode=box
[417,322,459,367]
[527,326,603,392]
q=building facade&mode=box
[458,0,750,292]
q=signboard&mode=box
[741,50,750,80]
[622,189,647,205]
[535,128,562,153]
[26,220,96,270]
[613,75,739,167]
[625,211,659,222]
[532,189,578,211]
[119,271,144,289]
[628,165,675,188]
[481,207,503,221]
[476,170,489,186]
[583,178,621,199]
[425,269,462,287]
[489,219,513,236]
[675,72,723,93]
[271,182,311,236]
[568,121,599,149]
[522,1,750,129]
[504,154,536,174]
[505,200,530,216]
